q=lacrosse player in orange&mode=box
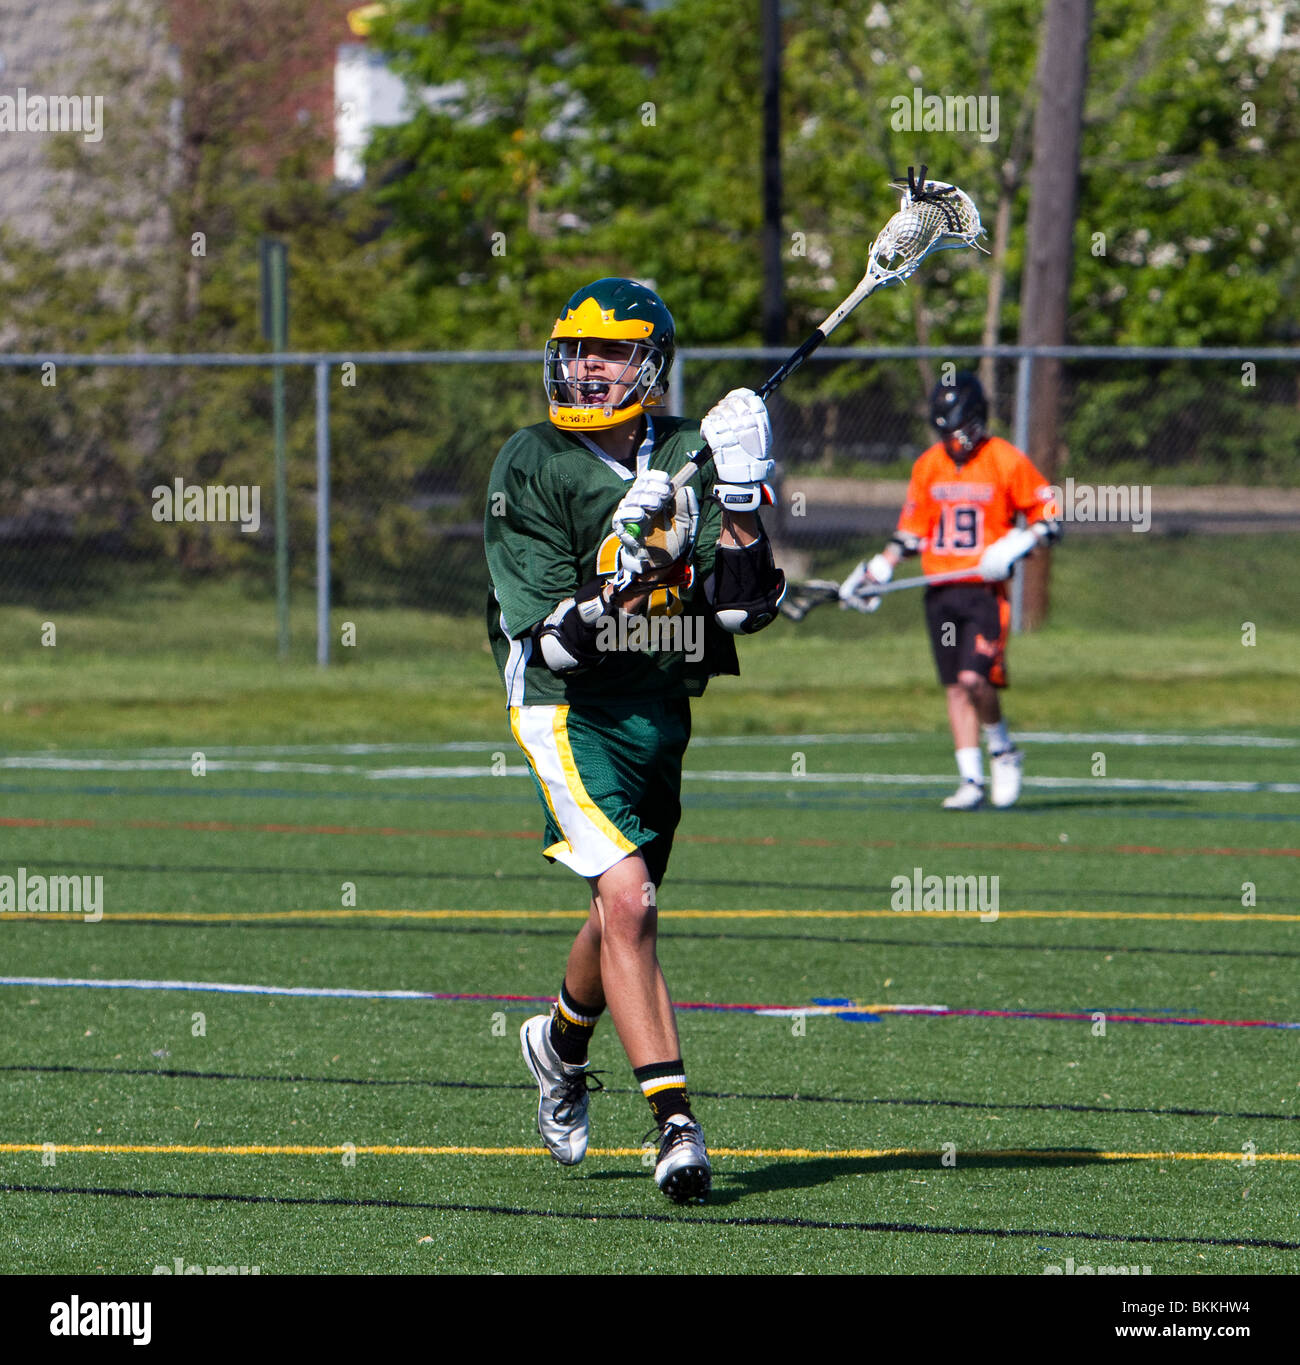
[840,372,1061,809]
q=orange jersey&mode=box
[897,436,1059,579]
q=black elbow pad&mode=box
[532,579,611,674]
[706,534,787,635]
[890,531,923,558]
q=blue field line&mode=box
[812,996,882,1022]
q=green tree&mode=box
[366,0,663,347]
[0,0,436,598]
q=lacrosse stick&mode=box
[778,579,843,622]
[620,166,985,545]
[781,565,996,620]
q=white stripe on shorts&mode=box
[509,704,637,878]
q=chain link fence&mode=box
[0,347,1296,659]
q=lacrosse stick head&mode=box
[866,165,986,288]
[778,579,843,623]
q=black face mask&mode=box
[941,423,986,462]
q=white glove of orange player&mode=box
[979,527,1039,581]
[839,553,893,613]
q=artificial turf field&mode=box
[2,728,1298,1276]
[1,534,1298,1277]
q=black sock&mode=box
[549,981,602,1065]
[634,1059,694,1127]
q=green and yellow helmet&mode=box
[544,277,675,431]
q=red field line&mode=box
[1,814,1295,859]
[0,815,533,841]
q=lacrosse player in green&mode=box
[485,277,785,1204]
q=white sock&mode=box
[982,720,1011,755]
[956,747,984,786]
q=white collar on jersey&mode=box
[572,417,655,481]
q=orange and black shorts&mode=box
[923,583,1010,689]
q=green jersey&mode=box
[484,415,739,706]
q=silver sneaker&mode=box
[520,1013,601,1166]
[651,1115,712,1204]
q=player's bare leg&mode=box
[946,678,981,750]
[576,854,708,1202]
[560,896,606,1012]
[518,886,612,1169]
[947,670,1021,808]
[943,671,999,809]
[585,854,681,1068]
[962,669,1002,727]
[961,670,1024,807]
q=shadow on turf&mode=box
[1004,796,1188,812]
[699,1150,1144,1205]
[2,855,1245,905]
[8,1065,1297,1125]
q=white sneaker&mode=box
[651,1115,712,1205]
[990,748,1023,808]
[942,779,986,811]
[520,1013,600,1166]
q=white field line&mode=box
[1012,731,1300,749]
[5,731,1297,760]
[0,753,1296,793]
[683,771,1300,794]
[0,975,448,1001]
[0,757,488,777]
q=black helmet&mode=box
[929,371,988,459]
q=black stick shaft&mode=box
[675,325,828,491]
[621,324,830,538]
[757,326,827,401]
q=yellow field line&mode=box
[1,1143,1296,1161]
[4,908,1298,924]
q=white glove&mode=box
[612,469,674,560]
[615,485,699,581]
[701,388,774,513]
[979,527,1039,582]
[839,553,893,614]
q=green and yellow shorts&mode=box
[509,699,691,887]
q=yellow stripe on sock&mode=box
[556,999,597,1027]
[640,1078,688,1097]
